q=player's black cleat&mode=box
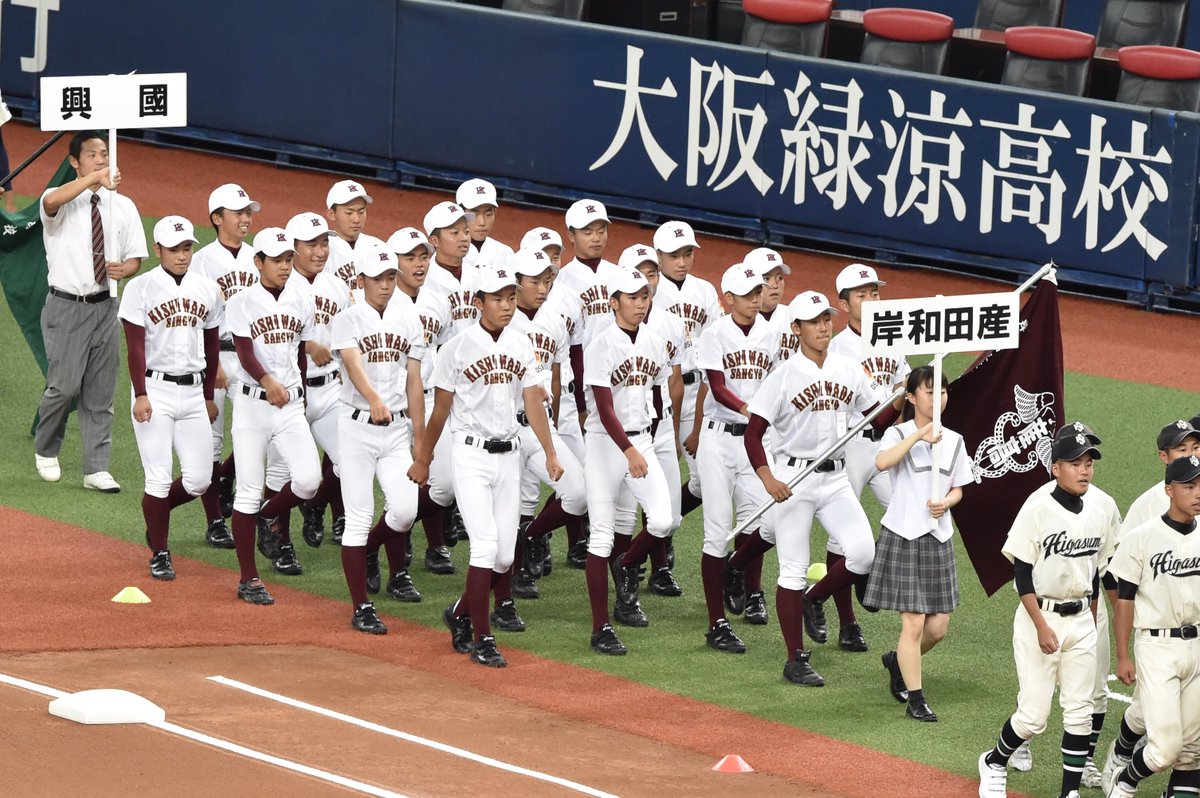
[405,534,413,568]
[299,501,325,548]
[256,515,282,560]
[614,598,649,628]
[591,623,628,656]
[648,566,682,597]
[723,559,746,615]
[445,503,466,548]
[237,578,275,605]
[385,570,422,603]
[218,476,235,519]
[706,619,746,653]
[783,650,825,686]
[331,515,345,546]
[470,634,507,667]
[567,539,589,569]
[839,622,868,652]
[513,566,540,599]
[614,561,641,606]
[205,518,235,549]
[882,650,909,703]
[443,603,473,653]
[366,551,381,594]
[489,598,526,632]
[149,550,176,581]
[744,591,769,624]
[272,543,303,576]
[351,602,387,635]
[803,593,828,644]
[525,533,548,579]
[424,546,455,575]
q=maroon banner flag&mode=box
[944,278,1064,596]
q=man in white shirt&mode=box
[35,131,147,492]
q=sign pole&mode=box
[106,128,118,298]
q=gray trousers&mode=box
[35,292,118,474]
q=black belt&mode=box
[241,383,303,402]
[565,380,575,394]
[1150,625,1199,639]
[706,419,747,436]
[861,427,884,442]
[624,427,652,437]
[306,371,340,388]
[145,369,201,386]
[682,371,700,386]
[219,339,237,352]
[1038,598,1085,616]
[517,406,555,426]
[785,457,843,472]
[50,287,109,304]
[462,435,516,453]
[351,408,407,426]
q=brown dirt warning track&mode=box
[1,118,1188,797]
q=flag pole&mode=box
[106,128,118,298]
[1016,262,1055,295]
[0,130,67,189]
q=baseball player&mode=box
[224,227,321,606]
[510,247,587,601]
[1105,454,1200,798]
[325,179,386,290]
[1101,420,1200,791]
[816,263,909,652]
[332,245,425,635]
[520,226,564,270]
[189,182,262,547]
[457,178,514,271]
[977,432,1118,798]
[411,264,562,668]
[583,268,674,654]
[694,262,776,654]
[262,212,351,573]
[741,291,889,686]
[119,216,222,580]
[654,221,720,525]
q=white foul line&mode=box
[0,671,409,798]
[208,674,620,798]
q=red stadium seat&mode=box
[741,0,833,56]
[1001,27,1096,96]
[1117,44,1200,110]
[861,8,955,75]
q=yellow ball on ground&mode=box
[807,562,828,583]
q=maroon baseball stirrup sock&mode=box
[383,532,409,578]
[341,546,369,606]
[585,553,610,633]
[701,553,727,626]
[417,487,446,548]
[565,513,585,545]
[165,477,195,509]
[681,484,703,517]
[776,586,806,660]
[218,453,236,482]
[366,516,397,551]
[650,536,668,569]
[612,532,632,561]
[729,528,773,571]
[466,566,493,639]
[493,566,513,603]
[827,552,856,624]
[737,532,764,592]
[620,530,658,568]
[806,558,858,602]
[322,455,344,517]
[526,497,569,539]
[143,494,171,551]
[231,511,259,582]
[259,481,302,519]
[199,463,222,521]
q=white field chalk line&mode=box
[209,674,620,798]
[0,671,408,798]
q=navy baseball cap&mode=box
[1157,420,1200,451]
[1055,422,1101,445]
[1166,454,1200,484]
[1052,433,1102,462]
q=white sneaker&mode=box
[978,751,1008,797]
[35,454,60,483]
[1100,740,1131,795]
[1010,739,1033,772]
[1082,757,1103,788]
[1064,791,1081,798]
[1105,779,1137,798]
[83,471,121,493]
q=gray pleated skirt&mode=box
[863,525,959,614]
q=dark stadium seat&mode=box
[1116,44,1200,110]
[1097,0,1189,49]
[741,0,833,57]
[975,0,1064,31]
[501,0,586,20]
[1001,27,1096,96]
[860,8,955,75]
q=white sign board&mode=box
[39,73,187,131]
[861,292,1020,357]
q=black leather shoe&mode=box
[205,518,235,549]
[567,539,588,569]
[445,503,465,549]
[906,701,937,722]
[385,570,421,602]
[525,532,547,579]
[648,566,682,597]
[513,567,540,600]
[443,603,472,653]
[256,515,282,560]
[838,621,868,652]
[803,593,828,644]
[490,598,526,632]
[272,542,303,576]
[613,598,649,628]
[723,558,746,615]
[470,635,507,667]
[706,619,746,653]
[425,546,455,575]
[331,515,345,546]
[366,551,381,594]
[744,591,769,624]
[351,602,387,635]
[614,560,640,606]
[218,476,234,519]
[299,502,325,548]
[882,650,909,703]
[591,623,627,655]
[783,650,825,686]
[149,550,175,581]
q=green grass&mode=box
[0,205,1187,796]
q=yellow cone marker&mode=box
[111,586,151,604]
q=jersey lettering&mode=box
[335,261,358,287]
[1041,531,1102,559]
[667,302,708,334]
[216,271,257,300]
[580,285,609,319]
[861,355,903,384]
[359,332,412,364]
[249,313,304,345]
[449,290,477,323]
[778,332,800,360]
[1149,551,1200,579]
[611,355,662,387]
[789,380,855,413]
[419,313,442,344]
[462,353,527,385]
[528,331,558,365]
[147,297,209,329]
[313,294,343,326]
[722,349,772,381]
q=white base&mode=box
[48,689,165,725]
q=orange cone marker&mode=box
[712,754,754,773]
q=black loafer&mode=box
[906,701,937,722]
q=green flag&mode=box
[0,157,75,375]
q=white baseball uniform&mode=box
[119,266,223,499]
[583,321,675,558]
[225,280,322,514]
[463,237,515,272]
[190,240,258,459]
[1108,513,1200,773]
[434,323,543,573]
[332,299,425,548]
[1000,487,1118,739]
[328,233,386,290]
[746,352,886,589]
[696,313,777,557]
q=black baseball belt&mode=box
[462,435,517,453]
[1038,598,1085,616]
[706,419,747,437]
[306,370,340,388]
[784,457,844,472]
[145,369,202,386]
[682,371,700,386]
[350,408,408,426]
[1149,624,1199,639]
